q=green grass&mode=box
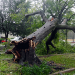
[0,54,13,59]
[39,53,75,68]
[0,54,21,75]
[1,51,75,74]
[0,41,21,75]
[39,53,75,74]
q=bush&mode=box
[35,36,75,55]
[1,38,12,50]
[35,42,47,55]
[21,62,51,75]
[0,38,4,40]
[0,38,4,43]
[35,34,51,55]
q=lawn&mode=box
[39,53,75,68]
[39,53,75,75]
[0,54,21,75]
[0,53,75,75]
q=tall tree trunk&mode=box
[5,31,8,42]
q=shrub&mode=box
[35,42,47,55]
[35,37,75,55]
[1,38,12,50]
[0,38,4,40]
[21,62,51,75]
[0,38,4,43]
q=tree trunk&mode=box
[26,19,58,43]
[5,31,8,42]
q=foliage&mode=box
[10,0,32,36]
[0,38,4,41]
[53,32,60,44]
[28,16,44,33]
[0,54,21,74]
[1,38,12,50]
[0,38,4,43]
[35,34,51,55]
[0,0,32,37]
[21,62,51,75]
[45,0,75,22]
[10,1,31,23]
[35,34,75,55]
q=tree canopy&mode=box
[0,0,75,39]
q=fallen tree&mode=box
[5,0,75,65]
[5,17,75,65]
[5,18,58,65]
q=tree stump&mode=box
[6,37,41,65]
[12,47,41,65]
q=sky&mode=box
[0,0,75,13]
[72,8,75,12]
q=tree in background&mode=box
[10,0,32,37]
[0,0,32,38]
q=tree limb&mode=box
[56,25,75,32]
[67,13,75,21]
[62,7,69,16]
[42,0,45,12]
[58,1,68,23]
[59,1,68,15]
[25,11,42,17]
[40,11,47,22]
[25,10,47,22]
[44,2,56,18]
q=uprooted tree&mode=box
[5,17,75,65]
[6,0,75,65]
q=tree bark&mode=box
[26,18,58,43]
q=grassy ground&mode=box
[0,52,75,75]
[39,53,75,68]
[0,54,21,75]
[39,53,75,75]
